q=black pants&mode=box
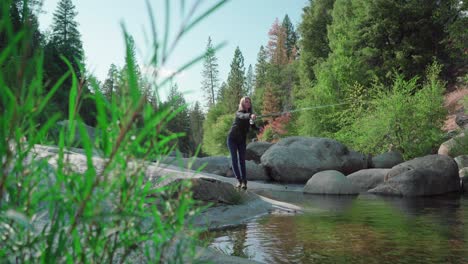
[227,136,246,181]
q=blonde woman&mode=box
[227,96,257,189]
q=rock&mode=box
[462,176,468,193]
[454,155,468,169]
[455,111,468,129]
[54,120,98,146]
[261,137,367,183]
[438,132,467,157]
[369,155,460,196]
[304,170,359,195]
[347,169,390,192]
[460,168,468,178]
[246,141,273,163]
[370,151,404,168]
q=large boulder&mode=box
[347,169,390,192]
[304,170,359,195]
[369,155,460,196]
[260,137,367,183]
[246,141,273,163]
[370,151,404,168]
[54,120,98,146]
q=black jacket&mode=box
[228,110,256,142]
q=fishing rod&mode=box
[255,102,350,119]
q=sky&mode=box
[38,0,308,106]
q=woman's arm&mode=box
[235,111,251,119]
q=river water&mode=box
[202,191,468,263]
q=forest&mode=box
[0,0,467,262]
[1,0,467,160]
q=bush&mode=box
[337,63,447,159]
[202,111,232,156]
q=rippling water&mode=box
[201,191,468,264]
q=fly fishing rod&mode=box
[255,102,350,119]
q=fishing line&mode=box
[255,102,350,119]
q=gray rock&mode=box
[261,137,367,183]
[246,141,273,163]
[454,155,468,169]
[304,170,359,195]
[347,169,390,192]
[369,155,460,196]
[370,151,404,168]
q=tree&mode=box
[267,18,288,65]
[298,0,335,82]
[189,101,205,155]
[201,36,220,108]
[102,64,120,100]
[225,47,245,112]
[245,64,254,98]
[282,14,298,61]
[43,0,85,121]
[166,83,191,154]
[48,0,83,75]
[252,46,269,108]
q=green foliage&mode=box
[337,63,447,159]
[201,36,220,107]
[165,84,192,155]
[298,0,334,82]
[202,106,232,156]
[0,0,228,262]
[225,46,245,112]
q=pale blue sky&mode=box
[39,0,308,105]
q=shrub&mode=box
[339,62,447,159]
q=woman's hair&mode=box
[238,96,253,113]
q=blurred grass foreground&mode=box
[0,0,227,262]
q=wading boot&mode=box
[241,180,247,190]
[236,180,242,189]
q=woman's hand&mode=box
[251,114,257,120]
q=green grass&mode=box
[0,0,228,262]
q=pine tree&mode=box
[262,83,280,123]
[166,83,191,154]
[189,101,205,154]
[201,36,219,108]
[49,0,83,75]
[298,0,335,81]
[225,47,245,112]
[267,18,288,65]
[43,0,84,120]
[245,64,254,97]
[252,46,269,108]
[282,14,298,61]
[102,64,120,100]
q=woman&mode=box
[227,96,257,189]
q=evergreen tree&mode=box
[252,46,269,108]
[201,36,220,108]
[262,83,280,122]
[166,83,191,154]
[267,18,288,65]
[48,0,83,75]
[245,64,254,97]
[298,0,335,82]
[282,14,298,61]
[225,47,245,112]
[102,64,120,100]
[43,0,85,121]
[189,101,205,155]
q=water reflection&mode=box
[203,193,468,264]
